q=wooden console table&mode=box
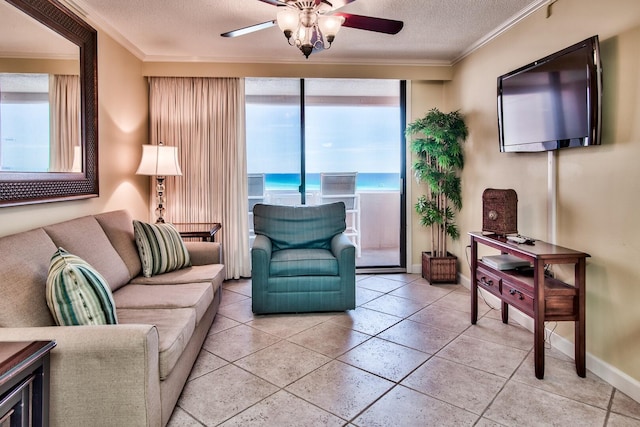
[469,232,589,379]
[0,341,56,426]
[173,223,221,242]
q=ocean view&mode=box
[261,173,401,191]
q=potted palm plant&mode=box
[406,108,468,283]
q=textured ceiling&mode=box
[60,0,545,64]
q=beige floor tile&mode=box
[187,349,228,381]
[408,304,472,334]
[166,407,204,427]
[376,273,421,283]
[356,286,385,306]
[401,356,506,414]
[222,279,252,297]
[481,306,503,320]
[389,282,452,304]
[485,381,607,426]
[437,335,528,378]
[433,290,489,315]
[286,360,394,420]
[362,294,427,318]
[234,340,331,387]
[202,324,280,362]
[474,418,507,427]
[248,312,334,338]
[353,385,478,426]
[357,275,408,293]
[338,337,430,382]
[611,391,640,420]
[287,321,371,358]
[606,412,640,426]
[178,364,278,426]
[171,275,632,426]
[512,353,613,409]
[219,288,249,306]
[207,314,241,335]
[378,319,458,354]
[329,307,402,335]
[218,390,345,427]
[216,298,255,323]
[463,316,534,351]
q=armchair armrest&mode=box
[251,234,272,282]
[331,232,356,278]
[0,325,161,427]
[185,241,222,265]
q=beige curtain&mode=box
[149,77,250,279]
[49,74,80,172]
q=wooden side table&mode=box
[173,223,221,242]
[0,341,56,427]
[469,232,588,379]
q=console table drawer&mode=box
[475,266,501,296]
[544,278,578,320]
[502,281,534,316]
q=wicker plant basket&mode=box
[422,251,457,284]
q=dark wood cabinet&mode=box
[469,232,588,379]
[0,341,56,427]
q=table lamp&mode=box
[136,142,182,223]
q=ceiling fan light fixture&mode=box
[275,2,345,58]
[277,9,299,36]
[318,15,345,41]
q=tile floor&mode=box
[168,274,640,427]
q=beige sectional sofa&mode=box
[0,210,225,426]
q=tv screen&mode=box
[497,36,602,152]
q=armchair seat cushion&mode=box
[270,249,338,277]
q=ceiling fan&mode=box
[221,0,404,58]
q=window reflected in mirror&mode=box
[0,72,80,173]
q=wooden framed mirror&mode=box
[0,0,98,206]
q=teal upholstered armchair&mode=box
[251,202,356,314]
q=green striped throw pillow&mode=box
[46,248,118,326]
[133,220,191,277]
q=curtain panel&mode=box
[149,77,250,279]
[49,74,80,172]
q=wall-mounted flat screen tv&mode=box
[497,35,602,152]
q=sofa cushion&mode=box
[113,283,213,325]
[44,215,132,292]
[0,228,58,327]
[95,210,142,280]
[270,249,338,277]
[253,202,346,251]
[116,307,196,380]
[133,221,191,277]
[46,248,118,326]
[129,264,225,290]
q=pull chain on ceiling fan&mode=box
[221,0,404,58]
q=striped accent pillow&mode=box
[46,248,118,326]
[133,220,191,277]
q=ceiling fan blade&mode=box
[221,20,277,38]
[334,13,403,34]
[324,0,357,10]
[257,0,287,6]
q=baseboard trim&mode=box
[457,272,640,404]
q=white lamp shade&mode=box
[318,15,344,38]
[135,144,182,176]
[277,9,299,32]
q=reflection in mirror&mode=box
[0,0,98,206]
[0,72,81,172]
[0,0,82,174]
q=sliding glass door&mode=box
[246,78,405,270]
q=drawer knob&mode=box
[481,277,493,286]
[509,289,524,300]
